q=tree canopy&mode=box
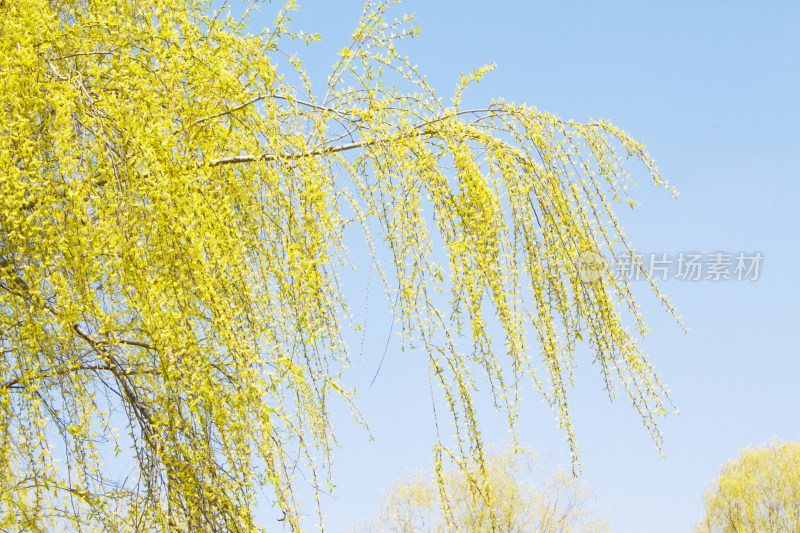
[353,447,609,532]
[694,440,800,533]
[1,0,678,530]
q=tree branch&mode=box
[205,106,505,168]
[3,363,158,390]
[0,255,154,352]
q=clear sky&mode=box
[245,1,800,531]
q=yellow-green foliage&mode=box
[695,440,800,533]
[353,448,609,532]
[1,0,678,530]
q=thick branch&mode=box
[3,363,158,390]
[206,106,506,167]
[0,255,154,352]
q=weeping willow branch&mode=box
[0,0,681,531]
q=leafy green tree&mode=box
[694,440,800,533]
[352,448,609,532]
[1,0,678,530]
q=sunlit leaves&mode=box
[1,0,678,530]
[695,440,800,533]
[353,447,609,532]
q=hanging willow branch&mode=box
[1,0,680,530]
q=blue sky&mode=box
[246,2,800,531]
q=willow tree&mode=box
[353,448,609,532]
[695,440,800,533]
[1,0,679,530]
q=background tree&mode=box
[1,0,679,530]
[352,448,609,533]
[694,440,800,533]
